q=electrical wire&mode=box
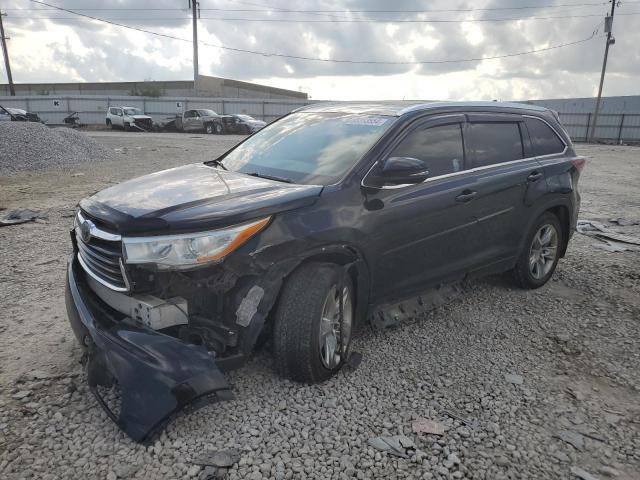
[12,12,640,23]
[26,0,605,65]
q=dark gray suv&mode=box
[66,101,585,441]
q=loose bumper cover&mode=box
[65,256,232,443]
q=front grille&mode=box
[75,213,129,292]
[134,118,152,130]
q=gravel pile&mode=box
[0,122,113,175]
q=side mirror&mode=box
[367,157,429,187]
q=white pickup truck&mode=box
[106,106,153,131]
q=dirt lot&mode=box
[0,132,639,480]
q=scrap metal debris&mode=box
[412,418,446,436]
[577,220,640,252]
[193,449,240,468]
[442,408,475,428]
[571,466,600,480]
[368,435,419,459]
[0,209,48,226]
[556,430,585,451]
[504,373,524,385]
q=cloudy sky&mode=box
[1,0,639,100]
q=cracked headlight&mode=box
[123,217,270,269]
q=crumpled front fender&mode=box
[66,257,232,443]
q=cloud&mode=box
[0,0,637,100]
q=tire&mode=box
[123,122,130,132]
[205,123,215,134]
[273,263,354,384]
[513,212,563,289]
[215,123,224,135]
[106,119,112,128]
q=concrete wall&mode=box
[0,75,307,100]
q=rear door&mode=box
[363,114,485,301]
[464,113,546,265]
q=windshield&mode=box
[220,112,394,185]
[198,109,218,116]
[124,108,142,115]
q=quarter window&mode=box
[389,123,465,178]
[469,122,524,167]
[525,117,565,156]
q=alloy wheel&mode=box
[318,284,353,369]
[528,224,558,280]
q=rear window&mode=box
[525,117,565,156]
[468,123,524,167]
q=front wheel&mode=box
[513,212,563,289]
[205,123,214,134]
[215,123,224,134]
[273,263,354,384]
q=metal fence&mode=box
[555,112,640,143]
[0,94,313,126]
[1,94,640,142]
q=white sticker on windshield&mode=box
[344,116,389,127]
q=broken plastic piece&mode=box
[412,418,445,436]
[368,435,418,458]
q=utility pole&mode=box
[190,0,200,92]
[589,0,617,142]
[0,10,16,96]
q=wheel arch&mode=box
[272,245,371,330]
[518,199,572,259]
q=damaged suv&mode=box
[66,101,584,441]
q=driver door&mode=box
[363,115,484,301]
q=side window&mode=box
[525,117,565,156]
[389,123,464,178]
[468,122,523,168]
[184,110,194,118]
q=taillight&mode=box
[571,157,586,173]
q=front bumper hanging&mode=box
[65,256,232,443]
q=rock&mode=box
[12,390,32,400]
[187,465,201,477]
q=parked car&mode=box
[66,101,584,441]
[159,109,226,134]
[106,106,153,131]
[222,114,267,134]
[0,105,42,122]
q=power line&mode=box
[10,1,628,12]
[11,12,640,23]
[27,0,603,65]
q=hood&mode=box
[249,120,266,127]
[80,163,323,235]
[131,114,152,120]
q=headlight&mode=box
[123,217,270,268]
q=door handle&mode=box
[456,190,477,203]
[527,171,543,182]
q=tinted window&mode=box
[469,122,523,167]
[222,112,395,185]
[184,110,195,118]
[525,117,565,156]
[389,123,464,177]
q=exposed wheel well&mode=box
[545,205,570,257]
[105,118,111,126]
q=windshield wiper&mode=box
[246,172,293,184]
[207,158,227,170]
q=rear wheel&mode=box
[513,212,562,289]
[273,263,354,384]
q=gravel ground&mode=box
[0,123,114,175]
[0,134,638,480]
